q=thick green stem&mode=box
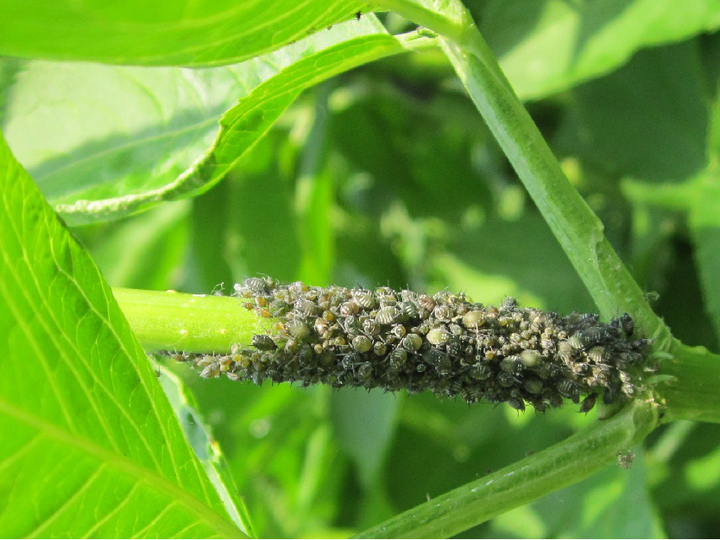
[656,340,720,424]
[113,288,271,354]
[355,400,659,538]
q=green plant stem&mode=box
[376,0,671,345]
[657,340,720,424]
[113,288,271,354]
[355,400,659,538]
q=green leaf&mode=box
[154,362,255,537]
[0,130,245,537]
[0,0,367,67]
[479,0,720,100]
[2,17,421,225]
[330,388,399,488]
[568,41,708,183]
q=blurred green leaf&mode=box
[434,212,595,314]
[0,131,243,537]
[0,0,366,67]
[2,17,419,225]
[477,0,720,100]
[330,389,399,488]
[568,40,708,183]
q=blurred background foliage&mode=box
[4,0,720,537]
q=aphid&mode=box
[587,346,605,364]
[557,380,580,402]
[354,290,376,309]
[376,306,399,325]
[519,349,541,367]
[355,10,362,20]
[433,305,453,322]
[352,335,373,353]
[287,320,310,339]
[500,356,524,376]
[417,294,436,312]
[523,377,544,395]
[252,334,277,351]
[296,298,319,317]
[462,310,485,328]
[398,300,419,319]
[426,327,450,346]
[497,372,515,388]
[388,349,408,368]
[579,393,597,413]
[469,363,492,380]
[243,277,269,294]
[508,396,526,412]
[616,450,635,469]
[357,362,374,383]
[402,333,423,352]
[391,324,407,339]
[340,301,360,317]
[363,319,381,335]
[373,341,387,356]
[619,313,634,337]
[200,362,220,379]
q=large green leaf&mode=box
[478,0,720,100]
[2,17,422,225]
[0,0,366,67]
[0,130,245,537]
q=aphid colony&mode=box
[168,278,650,412]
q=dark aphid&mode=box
[357,362,374,383]
[523,377,544,395]
[508,397,526,412]
[446,340,463,357]
[497,371,516,388]
[469,363,492,380]
[567,335,585,351]
[355,10,362,20]
[587,346,605,364]
[557,379,580,401]
[500,356,524,376]
[252,334,277,351]
[388,348,408,368]
[619,313,634,337]
[579,393,597,413]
